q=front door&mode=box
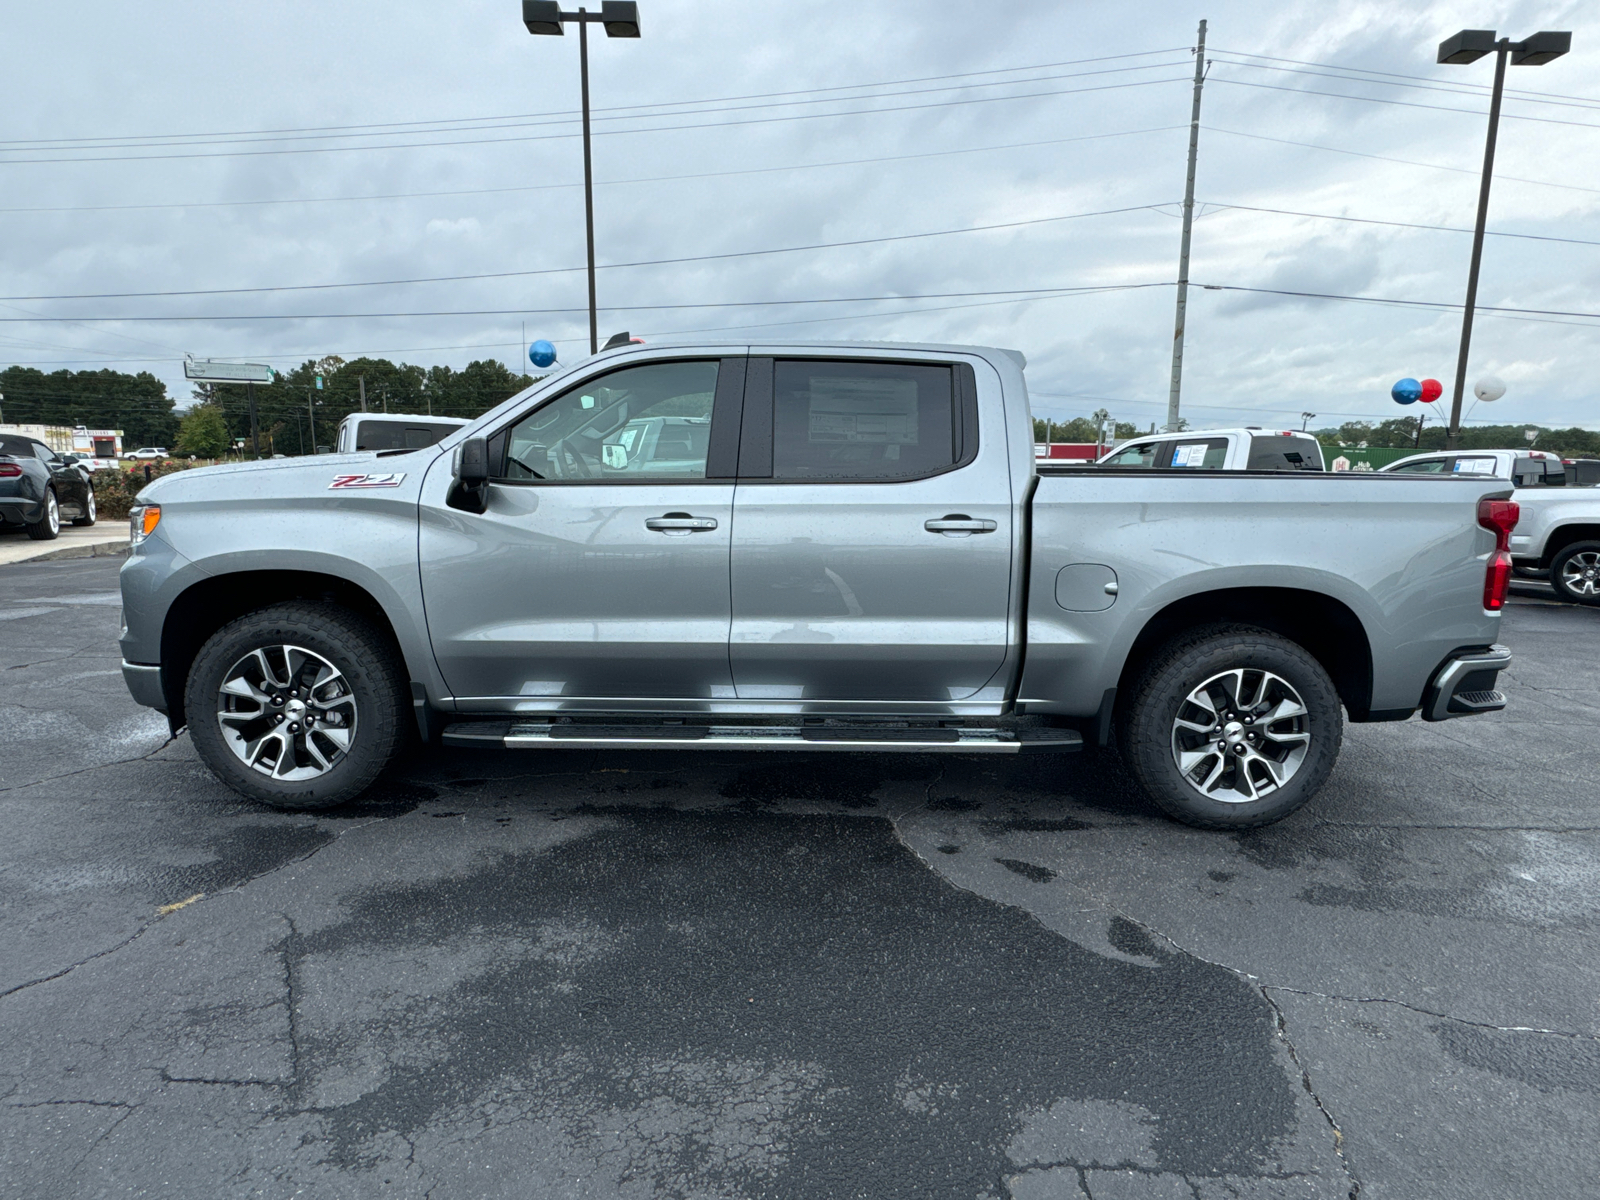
[728,355,1014,703]
[421,357,744,707]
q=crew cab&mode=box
[0,434,97,539]
[118,341,1516,829]
[1097,427,1325,471]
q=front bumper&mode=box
[1422,644,1512,722]
[121,661,167,712]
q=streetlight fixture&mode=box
[1437,28,1570,450]
[1300,411,1316,431]
[522,1,641,356]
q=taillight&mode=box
[0,461,21,478]
[1484,552,1511,611]
[1477,497,1518,611]
[1477,497,1519,550]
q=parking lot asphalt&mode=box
[2,556,1596,1200]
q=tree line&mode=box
[0,356,539,458]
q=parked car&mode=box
[334,414,468,454]
[119,341,1513,830]
[122,447,168,461]
[1500,484,1600,606]
[1096,427,1325,471]
[0,434,97,539]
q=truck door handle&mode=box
[646,513,719,534]
[925,514,997,535]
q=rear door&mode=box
[728,354,1012,702]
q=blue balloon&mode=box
[529,339,557,369]
[1391,377,1422,405]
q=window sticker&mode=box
[1453,457,1497,475]
[805,376,920,444]
[1173,443,1209,467]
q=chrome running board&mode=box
[442,720,1082,754]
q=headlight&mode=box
[129,504,161,545]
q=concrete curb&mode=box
[0,538,130,566]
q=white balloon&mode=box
[1474,375,1506,402]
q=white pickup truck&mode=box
[1382,449,1600,604]
[1096,428,1325,471]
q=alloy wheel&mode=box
[216,644,358,780]
[1559,551,1600,598]
[1170,668,1311,803]
[46,491,59,535]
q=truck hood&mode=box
[135,448,442,503]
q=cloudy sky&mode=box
[2,0,1596,431]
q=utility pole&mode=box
[358,375,367,413]
[1166,18,1207,434]
[246,381,259,458]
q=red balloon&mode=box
[1419,378,1443,403]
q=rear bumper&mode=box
[0,497,42,523]
[121,661,167,712]
[1422,644,1511,722]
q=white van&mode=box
[335,414,469,454]
[1096,428,1325,471]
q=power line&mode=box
[0,125,1187,215]
[1204,125,1600,197]
[1201,201,1600,249]
[0,59,1192,156]
[1208,55,1600,115]
[1208,76,1600,133]
[0,76,1193,166]
[0,204,1170,301]
[1194,282,1600,324]
[0,282,1178,324]
[1211,48,1600,110]
[0,47,1192,148]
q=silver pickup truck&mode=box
[118,341,1518,829]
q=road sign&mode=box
[184,358,275,384]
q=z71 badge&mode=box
[328,473,406,489]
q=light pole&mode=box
[1300,411,1316,431]
[522,1,641,356]
[1437,28,1570,450]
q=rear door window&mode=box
[768,360,957,482]
[1247,435,1322,471]
[1451,456,1500,476]
[1171,438,1230,469]
[1101,441,1163,468]
[1390,457,1450,474]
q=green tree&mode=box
[175,403,232,458]
[0,365,178,447]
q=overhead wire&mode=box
[0,204,1172,301]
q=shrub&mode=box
[92,461,190,521]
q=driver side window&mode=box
[500,360,719,482]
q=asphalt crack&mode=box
[279,913,305,1103]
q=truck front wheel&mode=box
[1120,624,1342,829]
[183,602,408,810]
[1549,541,1600,606]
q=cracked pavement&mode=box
[2,557,1597,1199]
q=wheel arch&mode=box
[1113,586,1375,724]
[160,570,417,731]
[1540,524,1600,568]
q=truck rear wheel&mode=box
[183,602,408,810]
[1119,624,1342,829]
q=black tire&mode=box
[184,602,408,810]
[1118,624,1343,830]
[70,486,96,527]
[24,488,60,540]
[1548,541,1600,606]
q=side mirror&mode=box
[449,437,490,513]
